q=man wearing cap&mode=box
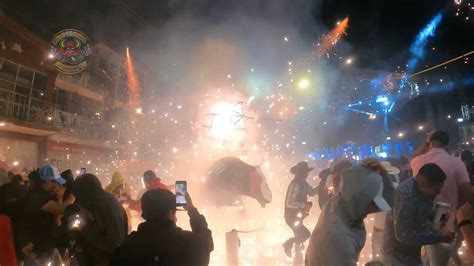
[283,161,317,258]
[305,159,392,265]
[382,163,455,266]
[20,165,74,261]
[129,170,169,212]
[361,159,401,260]
[110,188,214,265]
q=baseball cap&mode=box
[373,182,391,212]
[39,165,66,185]
[141,188,176,220]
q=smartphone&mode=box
[175,181,187,206]
[80,168,86,175]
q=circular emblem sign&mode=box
[49,29,92,74]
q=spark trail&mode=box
[313,17,349,59]
[126,47,142,113]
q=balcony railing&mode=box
[57,72,107,95]
[0,86,57,127]
[0,85,119,142]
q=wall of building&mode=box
[0,13,127,175]
[0,130,46,170]
[46,139,112,173]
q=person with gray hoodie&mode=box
[305,159,392,265]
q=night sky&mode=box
[2,0,473,146]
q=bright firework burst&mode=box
[313,17,349,59]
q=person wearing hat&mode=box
[283,161,318,258]
[110,188,214,266]
[305,159,392,265]
[105,172,133,233]
[129,170,169,212]
[360,159,401,261]
[20,165,74,261]
[105,171,132,198]
[382,163,455,266]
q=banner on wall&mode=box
[47,140,106,156]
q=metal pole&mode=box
[226,230,239,266]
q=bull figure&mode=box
[206,157,272,207]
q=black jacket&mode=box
[71,174,127,266]
[110,208,213,266]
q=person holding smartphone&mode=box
[110,188,214,266]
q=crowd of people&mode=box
[283,130,474,266]
[0,130,474,266]
[0,167,213,266]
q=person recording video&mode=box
[110,188,214,266]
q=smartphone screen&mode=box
[175,181,187,206]
[80,168,86,175]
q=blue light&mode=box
[387,102,396,113]
[407,13,443,72]
[376,95,389,104]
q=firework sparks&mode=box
[125,47,142,112]
[313,17,349,59]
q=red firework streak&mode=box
[313,17,349,59]
[125,47,142,112]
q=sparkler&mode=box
[313,17,349,59]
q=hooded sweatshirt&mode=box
[305,165,384,266]
[71,174,127,266]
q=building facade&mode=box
[0,11,127,174]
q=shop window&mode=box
[0,79,14,92]
[82,98,103,120]
[0,60,18,81]
[0,88,13,115]
[33,73,48,91]
[70,94,83,115]
[31,88,46,100]
[17,67,34,86]
[56,89,71,112]
[14,85,30,97]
